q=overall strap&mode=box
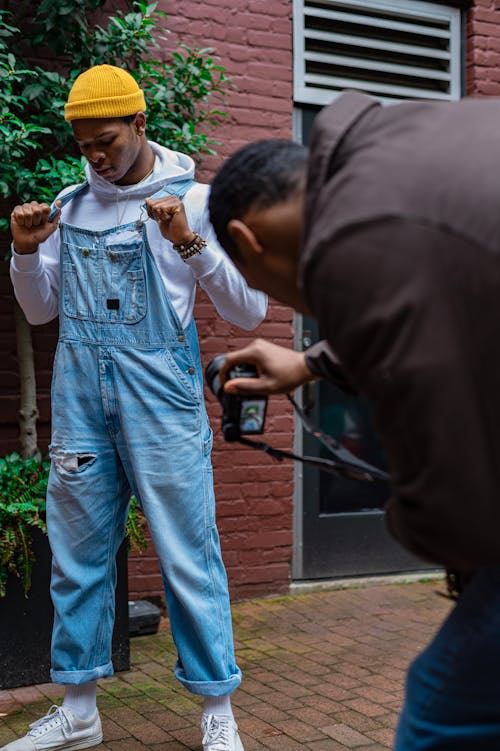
[49,181,90,222]
[140,178,197,220]
[147,178,197,202]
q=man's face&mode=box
[71,115,144,185]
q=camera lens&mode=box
[205,354,227,399]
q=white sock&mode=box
[62,681,97,721]
[203,695,234,719]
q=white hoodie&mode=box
[10,142,267,330]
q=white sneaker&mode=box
[201,714,244,751]
[1,705,102,751]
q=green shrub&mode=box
[0,453,147,598]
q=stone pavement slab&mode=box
[0,578,451,750]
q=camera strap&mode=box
[236,394,390,483]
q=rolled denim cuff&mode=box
[51,661,114,684]
[174,663,242,696]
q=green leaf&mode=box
[0,452,148,598]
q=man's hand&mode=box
[219,338,318,395]
[145,195,196,246]
[10,201,61,255]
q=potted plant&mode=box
[0,451,147,690]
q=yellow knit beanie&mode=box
[64,65,146,122]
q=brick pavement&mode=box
[0,578,451,750]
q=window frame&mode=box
[293,0,464,106]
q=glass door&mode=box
[297,321,429,579]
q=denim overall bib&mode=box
[46,182,241,695]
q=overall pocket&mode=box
[101,239,146,323]
[63,261,83,318]
[161,344,202,404]
[62,237,147,324]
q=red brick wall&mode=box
[467,1,500,94]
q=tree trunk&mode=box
[14,301,39,458]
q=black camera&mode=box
[205,355,268,442]
[205,355,389,483]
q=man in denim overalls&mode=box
[7,65,267,751]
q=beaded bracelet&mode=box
[173,232,207,261]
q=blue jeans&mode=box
[395,565,500,750]
[46,205,241,696]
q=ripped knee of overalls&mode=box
[51,447,97,474]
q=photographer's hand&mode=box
[220,338,318,395]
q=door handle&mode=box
[301,329,316,414]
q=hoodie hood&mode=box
[85,141,195,199]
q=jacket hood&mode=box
[85,141,195,199]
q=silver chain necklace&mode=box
[114,161,155,225]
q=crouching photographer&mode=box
[207,91,500,750]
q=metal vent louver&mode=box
[293,0,462,105]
